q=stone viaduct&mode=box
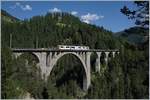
[12,48,119,91]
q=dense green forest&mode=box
[1,7,149,99]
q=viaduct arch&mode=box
[48,52,88,90]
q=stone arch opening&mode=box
[18,52,40,65]
[90,52,98,72]
[100,52,106,65]
[47,52,88,91]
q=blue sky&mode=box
[2,1,136,32]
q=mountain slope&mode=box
[1,9,19,22]
[2,11,121,49]
[115,26,149,45]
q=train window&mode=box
[66,46,69,48]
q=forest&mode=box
[1,1,149,99]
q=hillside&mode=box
[115,27,149,45]
[1,10,121,49]
[1,9,19,22]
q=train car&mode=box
[57,45,71,50]
[57,45,89,50]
